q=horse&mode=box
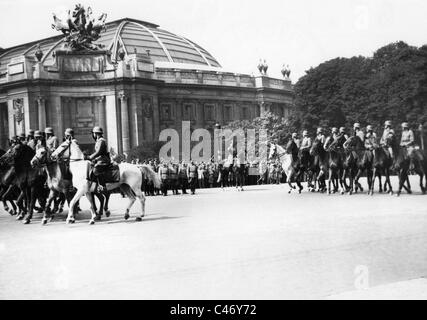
[343,136,372,194]
[271,141,303,193]
[30,146,108,225]
[410,148,427,194]
[385,134,411,196]
[51,141,160,224]
[325,139,345,194]
[0,143,47,224]
[298,148,316,192]
[309,139,328,192]
[369,145,393,195]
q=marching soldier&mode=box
[187,160,198,195]
[338,127,349,140]
[45,127,59,152]
[178,161,189,194]
[84,126,110,192]
[364,125,377,150]
[169,162,180,195]
[300,130,312,151]
[27,130,36,150]
[158,162,169,196]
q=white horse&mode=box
[269,142,303,193]
[51,141,160,224]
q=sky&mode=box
[1,0,427,81]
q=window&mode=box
[224,105,233,121]
[204,104,215,121]
[160,103,172,120]
[183,103,195,120]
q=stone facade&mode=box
[0,18,294,152]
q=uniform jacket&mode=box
[364,132,377,149]
[300,137,312,150]
[400,130,415,146]
[89,137,110,165]
[380,128,391,145]
[46,136,59,152]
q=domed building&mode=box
[0,17,294,153]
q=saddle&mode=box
[89,163,120,183]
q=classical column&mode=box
[119,93,130,153]
[96,96,107,136]
[37,96,47,129]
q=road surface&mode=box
[1,176,427,299]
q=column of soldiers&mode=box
[290,120,416,161]
[9,127,60,152]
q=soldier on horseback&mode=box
[400,122,415,170]
[324,127,338,151]
[27,130,36,150]
[300,130,312,152]
[45,127,59,152]
[364,125,377,151]
[84,126,110,192]
[353,123,365,143]
[292,133,300,148]
[315,127,326,144]
[34,130,45,150]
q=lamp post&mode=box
[419,124,424,150]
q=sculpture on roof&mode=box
[281,64,291,79]
[51,4,107,51]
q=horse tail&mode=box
[140,165,161,189]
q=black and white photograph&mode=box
[0,0,427,303]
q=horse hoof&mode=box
[16,215,24,221]
[94,215,101,221]
[89,220,95,225]
[23,219,30,224]
[105,210,111,218]
[124,213,130,220]
[41,218,47,225]
[66,219,75,224]
[135,217,142,222]
[288,190,292,194]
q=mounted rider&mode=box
[18,132,26,144]
[335,127,349,148]
[380,120,394,158]
[299,130,312,152]
[84,126,111,192]
[45,127,59,152]
[364,125,378,150]
[27,130,36,150]
[353,123,365,143]
[315,127,326,144]
[34,130,45,150]
[291,132,300,148]
[324,127,338,151]
[400,122,415,169]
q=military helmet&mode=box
[331,127,338,133]
[28,130,35,136]
[19,132,26,138]
[92,126,103,134]
[339,127,346,133]
[34,130,43,138]
[366,125,373,131]
[292,132,298,138]
[317,127,323,134]
[302,130,308,136]
[401,122,409,129]
[385,120,392,127]
[64,128,74,136]
[45,127,54,134]
[353,122,361,129]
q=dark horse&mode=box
[369,145,393,195]
[0,143,47,223]
[0,148,20,215]
[385,134,411,196]
[310,138,328,192]
[325,139,345,194]
[343,136,372,194]
[298,148,316,192]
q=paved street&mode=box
[1,176,427,299]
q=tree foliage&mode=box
[289,41,427,141]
